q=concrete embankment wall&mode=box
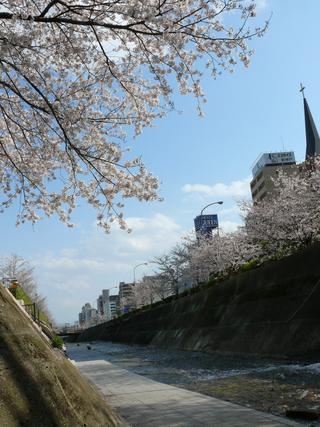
[78,244,320,358]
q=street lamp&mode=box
[133,262,148,284]
[200,200,223,216]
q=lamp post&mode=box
[133,262,148,284]
[200,200,223,216]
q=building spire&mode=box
[300,82,306,98]
[300,84,320,159]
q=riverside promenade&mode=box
[75,359,303,427]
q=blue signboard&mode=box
[194,214,218,235]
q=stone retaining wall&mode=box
[77,244,320,358]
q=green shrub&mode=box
[239,258,260,272]
[9,285,51,326]
[51,335,64,349]
[269,245,294,261]
[9,285,32,303]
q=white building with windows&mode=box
[250,152,297,202]
[78,303,97,328]
[97,289,111,321]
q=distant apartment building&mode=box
[119,281,135,313]
[109,294,120,318]
[78,302,97,327]
[78,287,120,328]
[97,289,111,321]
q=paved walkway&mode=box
[75,359,303,427]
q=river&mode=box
[66,340,320,388]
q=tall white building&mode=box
[109,295,119,318]
[78,303,97,327]
[119,281,135,313]
[250,152,296,202]
[97,289,111,321]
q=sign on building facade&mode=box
[252,151,296,177]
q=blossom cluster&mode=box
[0,1,266,230]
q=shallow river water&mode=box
[66,340,320,389]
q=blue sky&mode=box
[1,0,320,324]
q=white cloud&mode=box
[182,177,251,198]
[34,213,183,324]
[38,254,111,271]
[86,213,183,256]
[220,205,243,216]
[125,213,181,251]
[219,220,242,233]
[255,0,268,10]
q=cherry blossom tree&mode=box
[131,275,164,307]
[152,244,187,295]
[243,157,320,255]
[139,275,167,303]
[129,229,263,307]
[0,254,37,295]
[0,254,52,320]
[131,278,152,307]
[0,1,267,230]
[147,273,174,300]
[182,230,260,282]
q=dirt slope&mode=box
[0,285,127,427]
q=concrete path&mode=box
[75,359,303,427]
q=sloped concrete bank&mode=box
[0,284,126,426]
[78,244,320,358]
